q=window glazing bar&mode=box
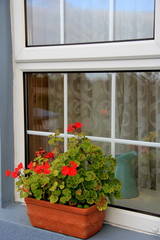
[64,73,68,151]
[60,0,65,44]
[111,73,116,156]
[109,0,115,41]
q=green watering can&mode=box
[115,151,138,199]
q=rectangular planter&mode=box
[25,197,105,239]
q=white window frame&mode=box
[11,0,160,235]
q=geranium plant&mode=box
[6,122,121,211]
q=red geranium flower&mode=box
[35,152,41,157]
[68,167,77,176]
[34,165,42,174]
[34,162,50,174]
[43,162,50,169]
[44,152,54,159]
[75,122,82,128]
[12,171,19,178]
[62,166,70,176]
[62,161,78,176]
[67,124,77,132]
[70,161,78,168]
[44,169,51,174]
[14,167,19,173]
[67,122,82,132]
[39,150,45,154]
[28,161,34,169]
[5,170,11,177]
[17,162,23,169]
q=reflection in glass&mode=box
[26,0,60,46]
[116,72,160,142]
[26,73,64,132]
[114,144,160,215]
[65,0,109,43]
[68,73,111,137]
[25,0,154,46]
[114,0,154,40]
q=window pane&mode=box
[26,0,60,46]
[116,72,160,142]
[114,143,160,215]
[25,73,64,132]
[25,0,155,46]
[91,141,111,155]
[68,73,111,137]
[64,0,109,43]
[114,0,154,40]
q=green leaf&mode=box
[33,189,43,200]
[49,182,58,191]
[62,188,71,195]
[20,191,28,198]
[41,176,50,187]
[85,171,96,181]
[50,194,58,203]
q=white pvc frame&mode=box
[11,0,160,235]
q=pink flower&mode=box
[99,109,109,115]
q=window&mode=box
[25,0,155,46]
[12,0,160,235]
[24,71,160,216]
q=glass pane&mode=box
[91,141,111,155]
[28,135,64,163]
[26,0,60,46]
[68,73,111,137]
[116,72,160,142]
[26,73,64,132]
[64,0,109,43]
[114,143,160,215]
[26,0,154,46]
[114,0,154,40]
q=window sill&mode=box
[0,203,159,240]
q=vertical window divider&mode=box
[111,73,116,157]
[64,73,68,151]
[60,0,65,44]
[109,0,115,41]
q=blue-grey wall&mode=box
[0,0,14,207]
